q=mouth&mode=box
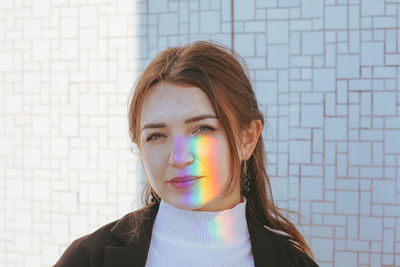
[167,175,205,190]
[168,175,204,183]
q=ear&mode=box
[240,120,262,161]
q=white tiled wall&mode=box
[1,0,400,266]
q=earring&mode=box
[151,191,160,202]
[241,160,251,195]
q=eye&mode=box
[146,133,166,142]
[195,125,215,133]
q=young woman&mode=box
[54,41,318,267]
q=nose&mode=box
[168,135,194,169]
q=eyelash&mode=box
[146,125,216,142]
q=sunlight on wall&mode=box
[0,0,143,266]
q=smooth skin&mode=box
[139,82,262,211]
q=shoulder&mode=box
[268,229,319,267]
[54,204,157,267]
[53,218,121,267]
[246,207,318,267]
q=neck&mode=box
[152,199,249,244]
[194,187,242,212]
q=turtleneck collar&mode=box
[151,199,249,245]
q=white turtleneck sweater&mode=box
[145,200,255,267]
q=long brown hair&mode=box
[128,41,313,258]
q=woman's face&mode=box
[139,82,241,211]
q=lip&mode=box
[167,175,204,189]
[169,175,203,183]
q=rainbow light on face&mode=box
[174,135,220,207]
[171,135,244,243]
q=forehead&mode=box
[141,82,215,124]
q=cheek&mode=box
[188,136,231,206]
[215,140,230,180]
[196,136,230,181]
[141,146,168,183]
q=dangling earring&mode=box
[151,191,160,202]
[241,160,251,195]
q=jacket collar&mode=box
[104,203,160,267]
[104,202,293,267]
[246,207,294,267]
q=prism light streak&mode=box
[175,135,219,207]
[208,212,238,243]
[174,135,240,243]
[191,135,219,206]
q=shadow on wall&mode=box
[140,0,400,266]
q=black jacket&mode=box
[54,202,319,267]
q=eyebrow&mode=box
[141,114,217,131]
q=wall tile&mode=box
[325,118,347,140]
[234,0,255,20]
[302,32,324,55]
[361,42,384,66]
[289,140,311,163]
[360,217,383,241]
[325,6,348,29]
[373,92,397,115]
[301,0,323,18]
[301,104,324,127]
[349,142,371,165]
[361,0,385,16]
[385,130,400,153]
[334,251,357,267]
[301,177,323,200]
[336,191,359,214]
[267,21,289,44]
[313,69,336,91]
[337,55,360,78]
[373,180,396,204]
[268,45,289,68]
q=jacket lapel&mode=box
[246,206,294,267]
[103,203,160,267]
[103,245,148,267]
